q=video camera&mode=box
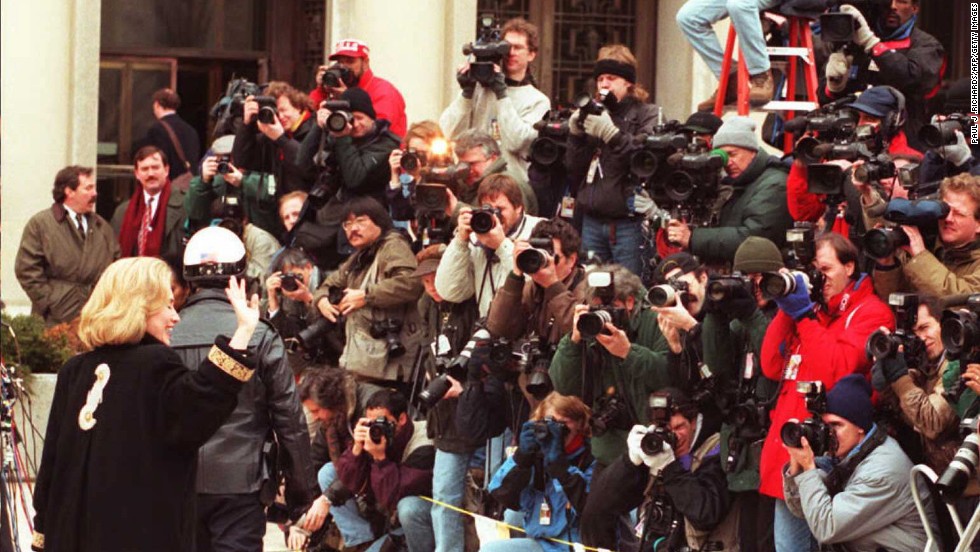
[530,109,572,167]
[819,0,892,46]
[630,120,688,180]
[919,114,975,149]
[785,96,861,164]
[648,138,730,234]
[321,63,357,89]
[942,294,980,364]
[780,381,835,457]
[210,78,262,129]
[572,90,609,132]
[705,272,753,306]
[462,14,512,85]
[866,293,927,367]
[577,271,629,338]
[862,198,950,258]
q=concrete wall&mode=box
[1,1,101,314]
[329,0,476,127]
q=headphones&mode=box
[877,85,907,141]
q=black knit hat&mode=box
[652,252,701,285]
[340,87,376,119]
[826,374,874,432]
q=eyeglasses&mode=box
[342,217,372,231]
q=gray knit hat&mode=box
[713,116,759,152]
[733,237,784,273]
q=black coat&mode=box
[136,113,202,180]
[32,336,252,552]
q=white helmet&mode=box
[183,226,247,282]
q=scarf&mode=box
[878,14,917,41]
[118,182,172,257]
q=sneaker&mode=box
[697,88,720,112]
[749,71,774,106]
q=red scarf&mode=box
[119,182,171,257]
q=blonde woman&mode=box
[31,257,259,552]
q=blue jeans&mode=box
[676,0,782,77]
[318,462,375,547]
[580,215,644,277]
[773,498,816,552]
[432,449,474,552]
[480,538,545,552]
[395,496,435,552]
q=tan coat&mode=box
[873,237,980,299]
[15,204,120,325]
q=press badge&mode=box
[783,354,802,381]
[560,196,576,218]
[586,156,602,185]
[539,500,552,526]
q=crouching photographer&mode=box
[313,198,424,389]
[482,392,596,552]
[548,265,674,469]
[584,388,734,552]
[782,374,927,551]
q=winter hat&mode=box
[826,374,874,432]
[851,86,900,118]
[340,87,376,119]
[712,116,759,152]
[683,112,724,135]
[733,237,784,274]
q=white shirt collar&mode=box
[62,203,87,232]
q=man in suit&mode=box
[112,146,187,259]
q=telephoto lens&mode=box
[417,374,453,410]
[937,433,980,501]
[326,111,353,133]
[577,310,612,338]
[759,271,808,300]
[470,208,498,234]
[863,228,910,259]
[648,284,685,307]
[865,329,899,361]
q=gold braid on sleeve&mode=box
[207,345,254,382]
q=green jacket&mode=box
[185,172,283,237]
[689,150,793,265]
[548,306,672,466]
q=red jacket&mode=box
[758,275,895,499]
[310,68,407,138]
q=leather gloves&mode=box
[489,71,508,99]
[457,69,477,99]
[584,110,620,143]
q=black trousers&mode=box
[195,492,267,552]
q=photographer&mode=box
[434,174,545,317]
[233,81,317,194]
[920,79,980,182]
[816,0,944,149]
[334,389,436,551]
[186,135,284,237]
[566,44,659,277]
[665,116,793,266]
[313,197,423,387]
[872,173,980,297]
[440,17,550,187]
[483,392,595,552]
[548,264,673,468]
[782,374,926,551]
[486,217,586,348]
[279,191,306,234]
[454,129,536,214]
[759,232,894,550]
[388,121,447,231]
[309,38,408,138]
[583,388,734,551]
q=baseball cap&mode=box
[329,39,370,60]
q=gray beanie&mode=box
[713,116,759,152]
[733,237,784,273]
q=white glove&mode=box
[633,189,658,218]
[645,442,676,476]
[627,425,648,466]
[825,51,851,94]
[568,109,585,136]
[583,110,620,143]
[840,5,881,52]
[939,129,972,167]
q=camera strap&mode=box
[824,425,887,497]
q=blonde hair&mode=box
[532,392,593,438]
[596,44,650,103]
[78,257,174,349]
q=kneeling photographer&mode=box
[334,389,436,551]
[584,388,733,552]
[313,198,423,388]
[483,392,595,552]
[548,264,674,469]
[782,375,926,551]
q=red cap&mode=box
[328,39,370,60]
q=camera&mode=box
[280,272,303,293]
[641,394,678,455]
[250,95,279,125]
[863,227,910,258]
[630,120,687,179]
[323,100,353,133]
[780,381,833,456]
[413,183,450,214]
[919,114,974,149]
[369,319,406,359]
[462,14,512,85]
[806,163,850,196]
[532,416,568,444]
[215,155,233,175]
[660,144,729,203]
[706,272,753,304]
[936,418,980,501]
[516,237,556,274]
[287,287,345,354]
[421,162,470,190]
[866,293,927,366]
[573,90,608,131]
[647,278,690,308]
[863,198,950,257]
[577,306,628,338]
[321,63,357,89]
[785,97,861,164]
[759,270,810,300]
[941,295,980,363]
[521,339,555,400]
[368,416,396,445]
[853,154,897,185]
[470,205,501,234]
[530,109,572,166]
[418,329,491,409]
[591,394,631,437]
[400,148,427,172]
